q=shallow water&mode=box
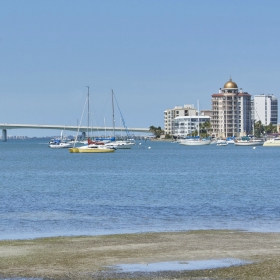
[1,139,280,240]
[112,258,251,273]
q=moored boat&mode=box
[49,130,74,148]
[179,100,211,146]
[105,90,135,149]
[234,137,264,146]
[180,137,211,146]
[69,144,115,153]
[226,137,235,144]
[210,139,217,145]
[104,140,135,149]
[263,137,280,147]
[49,141,73,148]
[69,87,115,154]
[216,139,227,146]
[69,136,115,153]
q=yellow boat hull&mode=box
[69,148,80,153]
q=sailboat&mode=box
[234,121,264,146]
[69,87,115,153]
[179,100,211,146]
[234,136,264,146]
[104,90,135,149]
[49,130,74,148]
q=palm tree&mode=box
[254,120,264,138]
[200,121,211,138]
[265,123,277,134]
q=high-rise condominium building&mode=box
[252,94,278,125]
[164,104,197,135]
[211,78,252,138]
[173,114,211,138]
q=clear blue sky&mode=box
[1,0,280,137]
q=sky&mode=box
[1,0,280,137]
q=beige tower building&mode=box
[211,78,252,138]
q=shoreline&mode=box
[1,230,280,279]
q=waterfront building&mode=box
[252,94,278,125]
[164,104,197,135]
[173,115,211,138]
[200,109,213,119]
[211,78,252,138]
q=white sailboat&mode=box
[234,137,264,146]
[104,90,135,149]
[49,130,74,148]
[234,123,264,146]
[69,87,115,153]
[180,100,211,146]
[180,137,211,146]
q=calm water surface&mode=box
[1,139,280,240]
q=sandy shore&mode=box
[1,230,280,279]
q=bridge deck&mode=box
[0,123,149,133]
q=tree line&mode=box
[254,121,277,137]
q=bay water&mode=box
[1,139,280,240]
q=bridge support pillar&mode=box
[82,132,86,139]
[2,129,7,142]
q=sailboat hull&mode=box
[234,140,264,146]
[69,146,115,153]
[180,139,211,146]
[105,141,135,149]
[49,142,73,148]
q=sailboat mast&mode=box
[86,86,89,139]
[197,99,200,137]
[104,117,107,137]
[112,90,115,138]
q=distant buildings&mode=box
[164,78,278,138]
[252,94,278,125]
[0,135,28,140]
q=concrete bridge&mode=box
[0,123,150,141]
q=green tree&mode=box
[149,126,164,138]
[199,121,211,138]
[254,120,265,138]
[264,123,277,134]
[191,130,198,137]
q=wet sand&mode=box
[0,230,280,279]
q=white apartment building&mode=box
[252,94,278,125]
[173,115,211,138]
[211,78,252,138]
[164,104,197,135]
